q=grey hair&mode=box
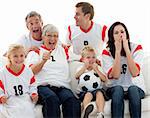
[42,24,59,37]
[25,11,42,21]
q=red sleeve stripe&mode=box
[133,45,142,54]
[31,93,37,96]
[107,68,113,79]
[135,63,140,71]
[0,80,5,92]
[29,64,33,67]
[102,49,110,56]
[102,25,107,42]
[30,76,36,84]
[29,49,40,55]
[68,26,72,40]
[63,46,69,60]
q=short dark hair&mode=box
[25,11,42,22]
[75,2,94,20]
[107,21,131,58]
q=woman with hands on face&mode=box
[102,22,146,118]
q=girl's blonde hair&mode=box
[81,45,95,58]
[7,44,25,62]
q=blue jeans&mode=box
[107,85,145,118]
[38,85,81,118]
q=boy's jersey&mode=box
[66,21,107,57]
[102,42,146,92]
[0,64,37,98]
[26,44,71,89]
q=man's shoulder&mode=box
[68,24,79,31]
[17,34,30,44]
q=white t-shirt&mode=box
[0,64,37,98]
[66,21,107,61]
[0,64,37,118]
[26,44,71,89]
[17,33,43,50]
[102,42,146,92]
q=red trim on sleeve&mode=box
[102,25,107,42]
[68,26,72,40]
[29,64,33,67]
[0,80,5,92]
[29,49,40,55]
[31,93,37,96]
[135,63,140,71]
[30,76,36,85]
[133,45,142,54]
[102,50,110,56]
[63,46,69,60]
[34,49,40,55]
[107,68,113,79]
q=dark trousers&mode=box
[107,85,145,118]
[38,85,81,118]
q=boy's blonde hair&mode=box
[81,45,95,58]
[7,44,25,59]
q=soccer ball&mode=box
[78,71,101,92]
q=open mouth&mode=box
[33,29,40,33]
[49,42,55,50]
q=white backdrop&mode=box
[0,0,149,55]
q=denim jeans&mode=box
[107,85,145,118]
[38,85,81,118]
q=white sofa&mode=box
[35,54,150,118]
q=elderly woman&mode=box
[26,24,81,118]
[102,22,146,118]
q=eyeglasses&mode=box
[46,34,58,38]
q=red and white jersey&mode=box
[26,44,71,89]
[0,64,37,98]
[102,42,146,92]
[16,33,43,50]
[66,21,107,59]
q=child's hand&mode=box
[84,60,90,69]
[92,63,98,71]
[31,94,38,103]
[0,96,7,104]
[96,59,101,66]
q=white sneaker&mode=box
[83,104,94,118]
[97,112,104,118]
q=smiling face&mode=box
[8,48,25,67]
[43,32,58,50]
[74,7,88,27]
[26,16,43,40]
[83,50,96,67]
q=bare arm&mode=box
[123,39,139,76]
[109,40,121,79]
[92,63,107,82]
[31,51,51,74]
[75,66,86,79]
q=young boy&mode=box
[75,46,107,118]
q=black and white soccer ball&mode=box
[78,71,101,92]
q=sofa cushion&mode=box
[142,56,150,95]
